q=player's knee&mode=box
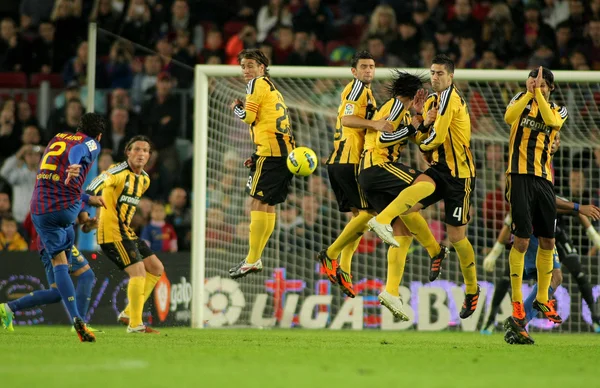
[446,225,466,244]
[125,262,146,277]
[512,238,529,253]
[538,237,555,250]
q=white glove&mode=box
[483,242,504,273]
[586,225,600,249]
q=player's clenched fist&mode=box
[230,98,243,111]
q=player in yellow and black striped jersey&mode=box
[86,135,163,333]
[369,55,480,320]
[317,51,396,298]
[354,71,447,319]
[229,49,296,280]
[502,67,568,344]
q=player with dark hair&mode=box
[28,112,106,342]
[358,70,446,318]
[317,50,397,297]
[0,211,101,332]
[482,134,600,337]
[368,54,480,320]
[495,66,568,344]
[86,135,163,334]
[228,49,296,279]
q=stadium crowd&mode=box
[0,0,599,256]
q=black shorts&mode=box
[100,239,154,270]
[420,164,475,227]
[358,163,420,213]
[506,174,556,239]
[245,155,293,206]
[327,163,370,212]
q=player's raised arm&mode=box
[419,93,452,152]
[532,66,568,128]
[504,91,533,125]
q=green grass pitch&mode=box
[1,327,598,388]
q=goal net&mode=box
[193,66,600,332]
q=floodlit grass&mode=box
[1,327,598,388]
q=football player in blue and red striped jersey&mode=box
[29,112,106,342]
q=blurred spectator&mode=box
[204,206,233,249]
[258,41,273,64]
[287,31,327,66]
[434,24,459,61]
[457,35,478,69]
[141,202,178,252]
[339,0,378,26]
[48,83,79,131]
[449,0,482,42]
[256,0,293,42]
[481,2,514,61]
[569,50,589,70]
[273,25,294,64]
[582,18,600,70]
[360,5,398,46]
[143,149,174,201]
[51,0,85,56]
[165,187,192,251]
[121,0,153,48]
[299,194,329,252]
[200,28,225,64]
[418,40,436,67]
[101,107,134,162]
[293,0,334,42]
[62,41,108,88]
[0,191,11,219]
[108,88,140,133]
[528,41,555,68]
[425,0,446,25]
[567,0,587,42]
[97,150,113,173]
[172,29,196,86]
[0,108,19,158]
[21,124,42,146]
[542,0,569,29]
[477,50,501,69]
[483,174,509,235]
[390,20,420,66]
[554,21,572,69]
[225,24,258,64]
[0,17,28,72]
[155,36,175,73]
[140,72,181,174]
[16,101,38,128]
[412,1,437,41]
[20,0,55,27]
[277,202,303,252]
[89,0,122,56]
[160,0,202,46]
[46,98,83,139]
[105,41,134,89]
[31,20,70,74]
[521,3,555,51]
[0,144,42,222]
[132,54,162,108]
[0,216,28,251]
[366,35,404,67]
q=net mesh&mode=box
[200,71,600,332]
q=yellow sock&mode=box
[376,181,435,224]
[327,211,371,260]
[258,213,276,253]
[536,247,554,303]
[508,247,525,303]
[124,272,161,317]
[400,212,440,258]
[385,236,412,296]
[339,229,365,273]
[247,211,270,264]
[452,238,478,294]
[127,276,145,327]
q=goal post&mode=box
[192,65,600,331]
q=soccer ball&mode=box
[287,147,318,176]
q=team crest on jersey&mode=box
[344,103,354,116]
[85,140,97,152]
